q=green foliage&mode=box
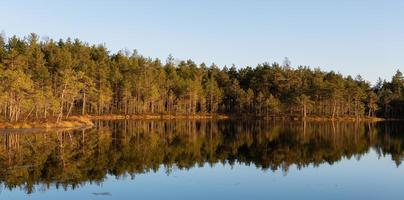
[0,34,403,121]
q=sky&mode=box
[1,0,404,83]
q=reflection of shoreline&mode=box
[0,120,403,193]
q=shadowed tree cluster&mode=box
[0,34,403,122]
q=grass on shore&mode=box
[89,114,387,122]
[0,114,395,129]
[89,114,230,120]
[0,116,94,129]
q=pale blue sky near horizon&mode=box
[1,0,404,83]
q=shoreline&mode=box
[0,116,94,129]
[88,114,230,120]
[89,114,391,122]
[0,114,401,129]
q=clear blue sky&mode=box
[1,0,403,83]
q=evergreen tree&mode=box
[0,34,401,121]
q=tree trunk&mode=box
[332,101,336,119]
[82,92,86,115]
[44,103,47,119]
[66,101,74,117]
[24,107,35,122]
[57,85,66,122]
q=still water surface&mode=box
[0,120,403,200]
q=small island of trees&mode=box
[0,33,403,126]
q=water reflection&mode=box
[0,120,403,194]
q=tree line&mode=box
[0,33,403,122]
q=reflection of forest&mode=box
[0,120,403,193]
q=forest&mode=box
[0,33,403,122]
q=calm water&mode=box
[0,120,403,200]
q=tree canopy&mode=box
[0,34,403,121]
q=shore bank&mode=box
[0,114,400,129]
[89,114,230,120]
[89,114,390,122]
[299,116,385,122]
[0,116,94,129]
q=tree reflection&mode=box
[0,120,403,193]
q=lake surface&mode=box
[0,120,403,200]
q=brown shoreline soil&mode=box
[301,116,385,122]
[0,114,399,129]
[0,116,94,129]
[89,114,230,120]
[89,114,389,122]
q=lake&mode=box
[0,120,403,200]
